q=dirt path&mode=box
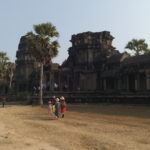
[0,104,150,150]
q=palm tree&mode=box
[125,39,150,55]
[0,52,9,80]
[26,22,59,105]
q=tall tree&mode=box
[125,39,150,55]
[0,52,9,80]
[26,22,59,105]
[6,62,15,89]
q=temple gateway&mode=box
[14,31,150,102]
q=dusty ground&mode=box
[0,103,150,150]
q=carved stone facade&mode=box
[61,31,126,91]
[15,31,150,93]
[59,31,150,92]
[15,35,37,91]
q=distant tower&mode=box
[15,35,37,92]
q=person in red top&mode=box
[60,96,66,118]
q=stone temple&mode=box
[14,31,150,102]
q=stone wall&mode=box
[14,31,150,94]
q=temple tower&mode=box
[15,35,37,91]
[62,31,119,91]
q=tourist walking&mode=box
[51,96,56,105]
[33,86,37,95]
[48,100,55,118]
[51,96,56,114]
[60,96,67,118]
[55,98,61,118]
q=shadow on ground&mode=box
[68,104,150,119]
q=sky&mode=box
[0,0,150,64]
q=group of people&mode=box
[48,96,67,119]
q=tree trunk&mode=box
[39,63,43,105]
[9,71,13,90]
[9,75,12,89]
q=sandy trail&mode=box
[0,104,150,150]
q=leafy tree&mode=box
[0,52,9,80]
[26,22,59,105]
[125,39,150,55]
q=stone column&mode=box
[50,72,54,91]
[137,73,140,90]
[58,71,61,91]
[135,74,138,91]
[146,70,150,90]
[103,79,107,90]
[67,74,69,91]
[117,78,121,90]
[126,76,129,91]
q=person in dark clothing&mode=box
[55,98,61,118]
[2,97,6,108]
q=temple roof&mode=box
[51,63,59,70]
[122,53,150,66]
[71,31,114,41]
[18,35,29,51]
[107,52,130,64]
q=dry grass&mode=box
[0,103,150,150]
